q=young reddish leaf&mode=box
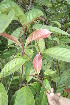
[65,89,70,93]
[25,29,51,48]
[33,52,42,75]
[0,33,21,47]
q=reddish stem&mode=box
[29,74,49,94]
[18,0,23,10]
[22,0,27,11]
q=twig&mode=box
[28,0,32,10]
[12,48,17,60]
[7,74,14,93]
[22,0,27,11]
[36,40,40,52]
[20,65,23,88]
[19,16,45,42]
[18,0,23,10]
[19,16,45,48]
[37,74,49,94]
[29,74,50,94]
[24,52,33,63]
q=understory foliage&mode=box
[0,0,70,105]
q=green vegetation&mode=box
[0,0,70,104]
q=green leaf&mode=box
[44,47,70,62]
[43,79,51,91]
[24,62,35,82]
[11,86,35,105]
[51,21,61,28]
[0,57,26,79]
[44,69,55,75]
[35,39,45,53]
[25,9,44,23]
[64,22,70,28]
[38,79,51,105]
[10,93,17,105]
[35,0,52,7]
[0,0,26,25]
[33,24,70,36]
[24,47,34,61]
[8,27,24,45]
[37,86,44,105]
[30,82,41,96]
[0,9,15,33]
[41,92,48,105]
[0,83,8,105]
[65,0,70,4]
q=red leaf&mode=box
[25,29,51,48]
[0,33,21,47]
[65,89,70,93]
[33,52,42,75]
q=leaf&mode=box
[35,0,52,7]
[0,57,26,78]
[33,52,42,75]
[25,9,44,23]
[64,22,70,28]
[65,0,70,4]
[35,39,45,53]
[41,92,48,105]
[44,69,55,75]
[0,0,26,25]
[43,79,51,91]
[11,86,35,105]
[30,82,41,96]
[24,47,34,61]
[0,9,15,33]
[25,29,51,48]
[51,21,61,28]
[0,33,21,47]
[24,62,35,82]
[33,24,70,36]
[8,27,24,45]
[10,93,17,105]
[0,83,8,105]
[38,79,51,105]
[44,47,70,62]
[65,89,70,93]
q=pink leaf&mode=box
[0,33,21,47]
[33,52,42,75]
[25,29,51,47]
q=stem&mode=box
[19,16,45,43]
[45,38,47,48]
[24,52,33,63]
[28,0,32,10]
[18,16,45,88]
[20,65,23,88]
[18,0,23,11]
[22,0,27,11]
[36,40,40,52]
[12,48,17,60]
[29,74,50,94]
[19,24,26,53]
[7,74,14,93]
[37,74,49,94]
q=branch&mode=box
[18,0,23,10]
[37,75,49,94]
[28,0,32,10]
[22,0,27,11]
[29,74,50,94]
